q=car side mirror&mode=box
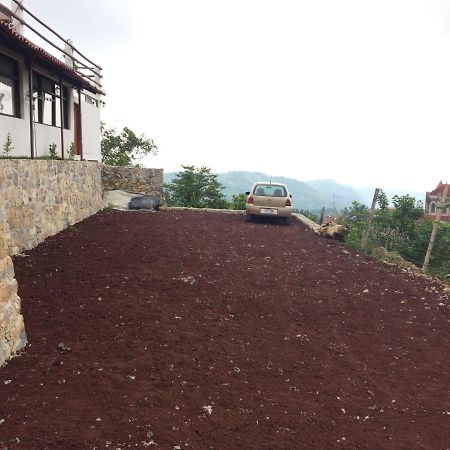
[290,194,292,198]
[245,191,250,195]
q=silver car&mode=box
[245,182,293,225]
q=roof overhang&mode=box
[0,20,104,95]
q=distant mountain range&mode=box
[164,171,425,214]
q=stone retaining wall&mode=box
[0,160,103,256]
[0,233,26,367]
[101,166,163,198]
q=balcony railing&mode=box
[1,0,103,92]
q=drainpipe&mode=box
[59,77,64,159]
[78,89,83,160]
[27,60,35,159]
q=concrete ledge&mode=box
[292,213,320,231]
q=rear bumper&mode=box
[246,205,292,218]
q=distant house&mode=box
[425,181,450,222]
[0,1,104,160]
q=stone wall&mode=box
[101,166,163,198]
[0,233,26,367]
[0,160,103,255]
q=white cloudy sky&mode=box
[6,0,450,191]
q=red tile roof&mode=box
[0,20,103,95]
[428,181,449,196]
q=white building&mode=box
[0,1,104,160]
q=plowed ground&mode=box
[1,210,449,449]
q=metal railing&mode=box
[4,0,103,90]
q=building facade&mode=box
[0,1,104,161]
[425,181,450,222]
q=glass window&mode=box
[0,53,20,117]
[32,72,69,128]
[253,184,287,197]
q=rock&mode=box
[318,222,348,239]
[128,195,161,211]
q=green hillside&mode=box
[164,171,364,213]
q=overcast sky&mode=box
[6,0,450,192]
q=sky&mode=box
[4,0,450,192]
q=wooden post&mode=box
[361,188,380,249]
[422,183,449,273]
[319,207,325,225]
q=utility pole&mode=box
[361,188,380,249]
[422,183,449,273]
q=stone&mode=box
[318,222,349,239]
[128,195,161,211]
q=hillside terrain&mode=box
[165,171,425,212]
[165,171,365,212]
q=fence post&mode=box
[319,207,325,225]
[361,188,380,249]
[422,183,449,273]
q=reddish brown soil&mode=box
[1,210,449,449]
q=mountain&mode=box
[164,171,364,213]
[303,179,365,210]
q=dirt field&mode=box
[1,210,449,449]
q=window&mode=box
[32,72,69,128]
[253,184,287,197]
[430,202,436,214]
[0,53,20,117]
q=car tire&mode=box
[283,217,291,226]
[245,214,254,223]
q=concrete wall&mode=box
[0,160,103,256]
[0,232,26,367]
[80,96,101,161]
[102,166,164,198]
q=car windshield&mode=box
[253,184,287,197]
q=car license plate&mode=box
[261,208,277,215]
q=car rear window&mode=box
[253,184,287,197]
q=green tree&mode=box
[101,123,158,166]
[391,195,424,237]
[165,165,228,209]
[230,193,247,210]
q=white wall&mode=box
[79,94,101,161]
[0,44,102,161]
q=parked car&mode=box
[245,182,293,225]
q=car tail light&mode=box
[285,198,292,207]
[247,196,254,204]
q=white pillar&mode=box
[11,0,24,35]
[64,39,74,68]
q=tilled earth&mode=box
[1,210,449,449]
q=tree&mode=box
[230,193,247,210]
[101,123,158,166]
[390,195,424,237]
[165,165,228,209]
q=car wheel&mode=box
[245,214,254,223]
[283,217,291,226]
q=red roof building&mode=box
[425,181,450,222]
[0,1,104,160]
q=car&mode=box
[245,182,293,225]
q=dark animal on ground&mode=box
[128,195,161,211]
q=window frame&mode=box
[0,52,21,118]
[32,71,69,129]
